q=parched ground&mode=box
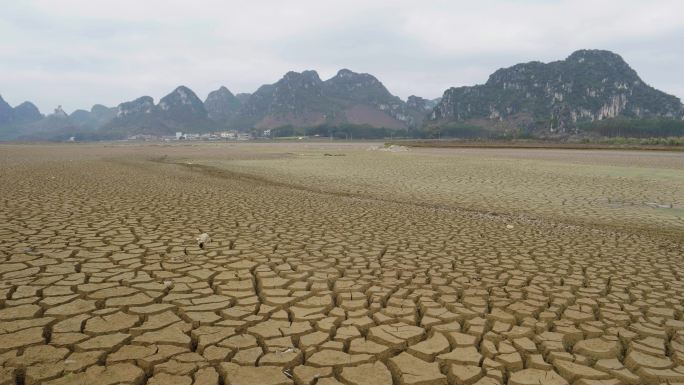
[0,142,683,385]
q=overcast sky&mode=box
[1,0,683,113]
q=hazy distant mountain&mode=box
[407,95,440,112]
[235,93,251,105]
[91,104,117,122]
[3,48,682,141]
[158,86,208,120]
[0,97,51,140]
[70,109,93,126]
[0,95,15,125]
[430,49,684,133]
[105,86,214,135]
[233,70,324,129]
[118,96,155,117]
[324,69,412,127]
[13,101,43,123]
[204,86,242,128]
[232,69,418,130]
[103,95,164,134]
[325,69,401,110]
[70,104,117,129]
[405,95,441,126]
[50,105,69,119]
[0,105,77,140]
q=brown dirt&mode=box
[0,142,682,385]
[344,105,407,129]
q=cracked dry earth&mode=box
[1,143,683,385]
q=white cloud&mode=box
[0,0,682,113]
[401,0,684,55]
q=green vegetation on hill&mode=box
[103,86,216,136]
[235,69,419,129]
[431,50,683,132]
[2,50,683,141]
[204,86,243,128]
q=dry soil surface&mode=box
[0,142,683,385]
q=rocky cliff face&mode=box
[107,86,213,134]
[117,96,155,118]
[6,48,681,140]
[158,86,206,116]
[233,69,418,129]
[430,50,684,132]
[204,86,242,127]
[325,69,395,104]
[407,96,431,111]
[234,71,326,128]
[405,96,441,126]
[324,69,412,126]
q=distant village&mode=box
[125,130,266,142]
[119,129,337,143]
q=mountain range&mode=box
[1,49,682,140]
[0,96,43,126]
[229,68,433,130]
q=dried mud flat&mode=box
[0,142,683,385]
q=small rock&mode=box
[196,233,211,249]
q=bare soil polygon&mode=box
[0,142,682,385]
